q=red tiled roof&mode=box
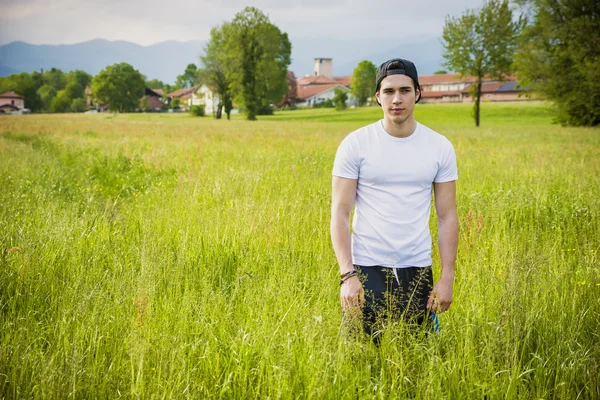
[461,82,505,94]
[333,76,352,87]
[297,76,339,86]
[0,91,25,99]
[168,87,196,98]
[297,84,345,100]
[418,74,475,85]
[0,104,20,111]
[419,73,515,85]
[421,90,463,98]
[153,89,163,96]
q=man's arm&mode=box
[428,180,458,313]
[331,176,364,309]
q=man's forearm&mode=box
[437,212,458,282]
[330,214,354,274]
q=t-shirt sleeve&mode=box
[434,140,458,183]
[332,134,360,179]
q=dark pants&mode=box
[352,265,434,339]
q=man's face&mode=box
[376,74,420,125]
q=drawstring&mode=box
[391,266,401,285]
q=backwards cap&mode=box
[376,58,421,103]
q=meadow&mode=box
[0,102,598,399]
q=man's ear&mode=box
[415,87,422,103]
[375,91,381,106]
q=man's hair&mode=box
[375,58,422,104]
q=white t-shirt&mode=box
[332,120,458,268]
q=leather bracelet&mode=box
[340,270,358,285]
[340,269,357,279]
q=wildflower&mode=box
[577,281,586,285]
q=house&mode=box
[462,81,527,102]
[419,74,528,103]
[296,82,353,107]
[0,91,25,113]
[140,88,164,111]
[167,87,196,110]
[189,85,221,115]
[295,58,354,107]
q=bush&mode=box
[313,99,334,108]
[333,87,348,111]
[71,98,87,113]
[257,104,274,115]
[190,105,206,117]
[139,97,150,112]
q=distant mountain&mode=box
[0,37,444,83]
[0,39,205,83]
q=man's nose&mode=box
[392,91,402,103]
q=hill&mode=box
[0,37,444,83]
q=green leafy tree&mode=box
[333,87,349,111]
[66,70,92,91]
[42,68,67,91]
[0,72,44,112]
[434,69,448,75]
[171,97,181,109]
[50,90,72,113]
[442,0,523,126]
[91,63,146,113]
[146,79,165,89]
[351,60,376,106]
[176,64,198,89]
[38,84,57,111]
[198,25,234,119]
[64,81,84,99]
[71,98,87,113]
[515,0,600,126]
[224,7,292,120]
[139,97,151,112]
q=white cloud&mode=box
[0,0,487,45]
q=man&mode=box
[330,58,458,338]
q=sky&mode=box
[0,0,485,46]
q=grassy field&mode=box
[0,102,599,399]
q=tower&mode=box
[313,58,333,78]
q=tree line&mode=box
[1,2,597,126]
[440,0,599,127]
[0,68,92,113]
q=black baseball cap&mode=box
[376,58,421,103]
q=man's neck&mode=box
[381,117,417,138]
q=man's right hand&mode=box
[340,276,365,310]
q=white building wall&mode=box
[0,97,25,110]
[189,85,221,115]
[298,86,355,107]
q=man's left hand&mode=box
[427,278,453,313]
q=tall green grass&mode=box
[0,103,598,399]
